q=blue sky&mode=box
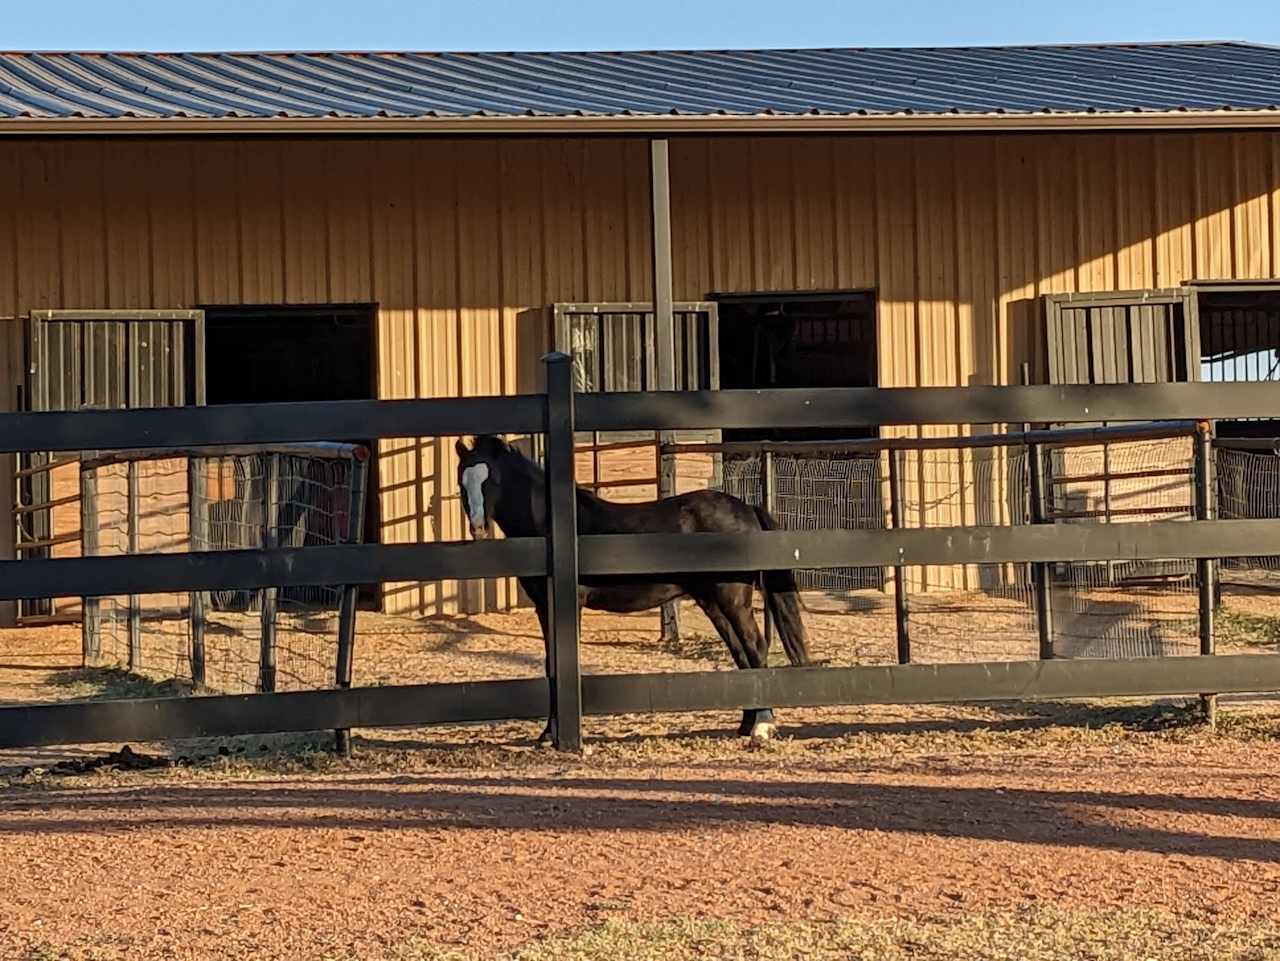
[5,0,1279,51]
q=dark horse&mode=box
[455,434,813,745]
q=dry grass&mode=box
[7,697,1280,794]
[43,666,192,701]
[1216,608,1280,648]
[500,910,1280,961]
[19,908,1280,961]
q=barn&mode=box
[1,41,1279,623]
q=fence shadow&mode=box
[1,775,1276,864]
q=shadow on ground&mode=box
[0,766,1276,864]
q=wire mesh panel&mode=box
[718,451,885,592]
[1043,437,1200,659]
[1217,447,1280,581]
[698,426,1209,666]
[81,445,368,695]
[83,456,194,684]
[896,445,1038,663]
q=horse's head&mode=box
[455,435,511,541]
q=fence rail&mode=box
[660,420,1203,456]
[4,520,1277,603]
[5,654,1279,751]
[5,383,1280,457]
[2,356,1278,752]
[579,382,1280,432]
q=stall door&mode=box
[17,310,205,621]
[1043,290,1201,386]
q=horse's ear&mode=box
[454,437,470,458]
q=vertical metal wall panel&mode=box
[1116,135,1157,291]
[1154,134,1197,289]
[1272,136,1280,279]
[995,136,1041,392]
[369,139,423,616]
[1195,135,1237,281]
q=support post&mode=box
[79,458,100,665]
[1029,441,1055,660]
[650,138,675,393]
[127,459,141,670]
[258,454,280,694]
[26,451,52,621]
[652,137,681,645]
[761,448,776,650]
[888,448,912,664]
[1019,362,1034,591]
[1194,421,1217,728]
[545,352,583,752]
[1102,435,1115,586]
[334,449,370,757]
[659,444,681,636]
[187,457,208,688]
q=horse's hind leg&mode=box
[701,591,768,742]
[692,593,763,737]
[717,583,778,740]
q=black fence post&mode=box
[1028,441,1055,660]
[1019,361,1035,592]
[127,459,142,670]
[79,457,100,666]
[887,448,911,664]
[258,453,280,694]
[544,352,583,752]
[187,457,208,689]
[1194,420,1217,728]
[334,449,371,757]
[659,448,681,643]
[653,137,681,650]
[760,447,775,651]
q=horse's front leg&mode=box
[536,599,557,748]
[520,577,557,747]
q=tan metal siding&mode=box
[0,145,16,624]
[1273,135,1280,279]
[0,132,1278,610]
[1234,133,1274,280]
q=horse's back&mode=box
[588,487,761,535]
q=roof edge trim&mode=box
[2,110,1280,136]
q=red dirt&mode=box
[3,587,1280,960]
[3,732,1280,960]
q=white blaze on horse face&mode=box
[461,464,490,535]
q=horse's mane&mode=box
[473,434,605,507]
[474,435,543,482]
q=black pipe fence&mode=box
[3,363,1280,751]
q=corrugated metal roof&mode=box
[0,42,1277,122]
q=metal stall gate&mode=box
[552,301,722,500]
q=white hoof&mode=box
[749,721,776,741]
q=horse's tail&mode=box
[753,506,815,668]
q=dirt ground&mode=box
[3,584,1280,960]
[4,709,1280,961]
